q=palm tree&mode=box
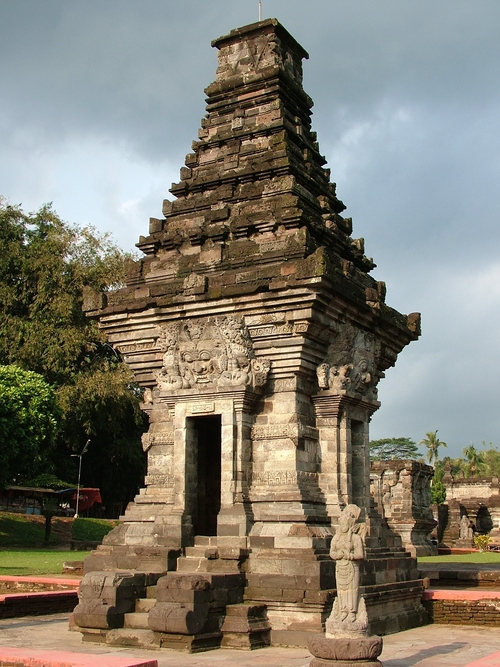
[419,430,447,465]
[462,443,482,478]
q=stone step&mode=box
[193,536,218,547]
[123,612,150,630]
[176,556,242,573]
[136,597,156,613]
[146,585,158,599]
[106,628,157,650]
[176,557,205,572]
[192,536,248,549]
[184,545,215,558]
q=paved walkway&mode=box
[1,614,500,667]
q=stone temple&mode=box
[77,19,426,650]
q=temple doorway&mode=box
[190,415,222,536]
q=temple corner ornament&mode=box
[315,326,382,401]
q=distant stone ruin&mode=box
[76,18,426,650]
[370,459,436,556]
[435,466,500,547]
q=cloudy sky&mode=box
[1,0,499,459]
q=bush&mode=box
[71,517,118,542]
[473,534,491,552]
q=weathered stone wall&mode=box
[370,460,436,557]
[445,476,500,502]
[437,470,500,546]
[423,597,500,626]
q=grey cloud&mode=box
[1,0,500,455]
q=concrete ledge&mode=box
[418,563,500,589]
[0,647,158,666]
[424,589,500,601]
[0,576,80,587]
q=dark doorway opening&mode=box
[477,505,493,534]
[192,415,221,536]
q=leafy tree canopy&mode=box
[0,199,147,511]
[441,442,500,480]
[24,473,73,490]
[0,198,126,385]
[0,365,60,489]
[430,480,446,505]
[369,437,421,461]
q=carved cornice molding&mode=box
[312,392,380,419]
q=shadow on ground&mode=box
[383,642,468,667]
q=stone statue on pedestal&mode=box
[327,504,366,632]
[308,504,383,667]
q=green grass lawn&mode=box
[0,512,118,547]
[0,512,120,576]
[419,552,500,564]
[0,513,56,547]
[72,517,119,541]
[0,550,77,575]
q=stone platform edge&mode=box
[0,647,157,667]
[0,576,81,586]
[0,577,79,619]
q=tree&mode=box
[430,480,446,505]
[0,365,60,489]
[41,497,58,547]
[419,430,447,464]
[0,200,147,510]
[462,444,484,478]
[369,437,421,461]
[0,199,126,385]
[481,446,500,477]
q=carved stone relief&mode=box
[251,470,318,486]
[145,474,174,487]
[252,423,319,441]
[154,316,270,392]
[141,432,174,452]
[316,324,381,399]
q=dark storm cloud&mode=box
[1,0,499,455]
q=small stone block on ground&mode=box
[0,647,158,667]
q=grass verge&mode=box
[0,512,118,547]
[0,550,77,575]
[419,552,500,564]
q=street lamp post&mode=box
[71,439,90,519]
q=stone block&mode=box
[73,598,130,630]
[148,602,208,635]
[156,588,210,604]
[221,603,271,650]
